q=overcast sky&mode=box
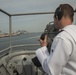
[0,0,76,33]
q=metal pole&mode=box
[9,16,12,53]
[11,12,54,16]
[0,9,11,16]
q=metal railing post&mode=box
[9,16,12,53]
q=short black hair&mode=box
[54,4,74,22]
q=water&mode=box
[0,32,42,51]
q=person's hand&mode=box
[39,35,48,47]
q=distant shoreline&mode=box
[0,33,20,38]
[0,32,42,38]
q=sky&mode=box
[0,0,76,33]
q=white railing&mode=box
[0,44,40,58]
